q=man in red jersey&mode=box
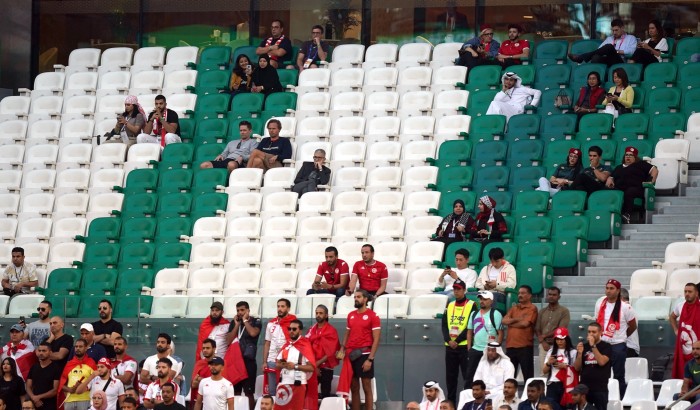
[336,290,381,410]
[496,24,530,68]
[347,244,388,297]
[307,246,349,299]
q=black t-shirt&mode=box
[227,317,262,360]
[258,35,293,63]
[50,333,74,370]
[0,376,27,410]
[298,40,330,64]
[579,340,612,391]
[28,361,60,410]
[147,108,180,136]
[154,402,186,410]
[92,318,124,358]
[611,160,653,191]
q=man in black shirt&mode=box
[153,382,185,410]
[46,316,73,371]
[137,95,181,146]
[226,301,261,410]
[26,342,60,410]
[574,322,611,410]
[92,299,123,359]
[605,146,658,223]
[246,119,292,172]
[296,25,330,72]
[121,397,140,410]
[256,19,293,69]
[460,380,489,410]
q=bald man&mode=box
[46,316,74,369]
[407,402,420,410]
[677,341,700,402]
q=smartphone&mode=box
[445,266,451,270]
[246,65,252,70]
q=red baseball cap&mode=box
[97,357,112,369]
[554,327,569,339]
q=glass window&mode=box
[596,1,699,39]
[484,0,594,41]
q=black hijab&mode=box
[252,55,282,94]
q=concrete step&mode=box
[584,267,648,276]
[657,197,700,206]
[684,187,700,197]
[652,214,700,224]
[555,276,629,287]
[617,240,674,250]
[621,224,692,233]
[659,206,700,215]
[625,232,689,241]
[587,249,665,257]
[588,258,660,267]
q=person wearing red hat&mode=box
[457,25,500,69]
[542,328,577,406]
[470,196,507,243]
[606,146,658,223]
[593,279,637,397]
[537,148,583,196]
[76,357,125,410]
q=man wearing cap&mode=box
[1,323,36,379]
[197,301,230,361]
[92,300,123,360]
[70,323,107,363]
[420,381,445,410]
[568,384,596,410]
[441,278,476,404]
[275,319,316,410]
[606,146,658,224]
[485,72,542,122]
[502,285,538,381]
[457,25,500,69]
[670,283,700,378]
[496,25,530,68]
[593,279,636,396]
[574,322,611,410]
[473,342,515,399]
[76,357,125,410]
[492,379,520,408]
[542,327,577,406]
[536,287,571,376]
[465,291,503,386]
[194,356,234,410]
[570,146,612,196]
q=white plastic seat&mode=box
[334,296,356,316]
[396,67,432,94]
[432,65,469,94]
[53,168,89,191]
[621,379,654,406]
[26,120,61,145]
[85,192,124,222]
[320,397,346,410]
[57,47,100,77]
[666,269,700,298]
[405,242,444,272]
[408,294,448,319]
[365,116,401,144]
[19,72,66,101]
[331,191,369,218]
[95,71,131,98]
[336,241,365,267]
[294,92,331,119]
[332,216,369,243]
[363,91,399,119]
[652,242,700,274]
[403,268,443,296]
[0,145,24,170]
[224,243,263,270]
[124,144,160,165]
[296,293,336,318]
[681,113,700,163]
[225,216,262,245]
[226,192,263,218]
[129,70,165,95]
[0,219,17,241]
[261,216,298,244]
[295,69,331,95]
[625,357,649,382]
[628,400,656,410]
[656,379,683,408]
[328,45,365,71]
[28,96,63,123]
[331,142,366,168]
[59,118,93,146]
[62,95,97,122]
[53,192,89,219]
[365,141,402,169]
[163,46,199,74]
[95,94,126,122]
[224,294,262,316]
[132,47,166,71]
[14,217,52,243]
[384,268,408,294]
[0,96,31,122]
[261,295,298,318]
[50,217,87,244]
[368,213,405,238]
[405,216,442,244]
[185,242,226,272]
[185,295,218,318]
[0,170,22,193]
[20,243,49,267]
[628,269,668,300]
[371,294,410,318]
[329,91,364,119]
[260,243,299,271]
[397,43,432,70]
[149,295,189,318]
[435,114,472,145]
[653,139,690,191]
[21,170,56,196]
[162,70,197,96]
[363,67,399,93]
[669,401,691,410]
[362,44,399,70]
[0,193,20,216]
[330,117,366,144]
[329,167,367,194]
[402,166,438,192]
[404,191,441,217]
[226,168,263,194]
[297,192,333,216]
[296,242,331,267]
[18,193,54,220]
[430,42,462,70]
[88,168,124,196]
[433,89,469,118]
[57,143,93,169]
[188,268,226,296]
[0,120,28,145]
[7,294,44,318]
[223,268,262,295]
[259,268,298,295]
[330,69,365,95]
[260,167,296,195]
[260,192,298,219]
[98,47,134,74]
[46,242,85,271]
[63,72,98,98]
[399,116,437,145]
[150,268,189,296]
[166,93,197,117]
[187,217,227,245]
[91,143,127,169]
[398,91,434,118]
[295,117,331,144]
[374,241,407,267]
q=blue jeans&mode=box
[306,287,346,298]
[266,360,278,396]
[610,343,627,397]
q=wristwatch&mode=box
[367,358,374,362]
[294,364,299,370]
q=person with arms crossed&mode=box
[194,357,234,410]
[306,305,340,400]
[501,285,537,381]
[256,20,293,69]
[535,287,571,375]
[91,300,123,359]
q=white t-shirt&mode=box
[441,267,478,291]
[145,379,180,403]
[594,297,636,344]
[142,355,182,377]
[673,300,685,317]
[88,377,125,410]
[198,377,234,410]
[276,345,309,385]
[207,324,230,358]
[265,320,288,363]
[487,265,500,281]
[543,348,577,383]
[111,357,138,382]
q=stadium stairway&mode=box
[553,169,700,319]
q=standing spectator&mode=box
[568,19,637,66]
[259,395,274,410]
[194,357,234,410]
[572,73,605,125]
[69,323,107,363]
[593,279,637,396]
[190,339,216,405]
[502,285,538,381]
[296,25,330,72]
[111,337,137,390]
[485,72,542,122]
[0,357,27,410]
[336,290,381,410]
[570,146,612,196]
[542,328,577,405]
[47,317,73,371]
[308,246,349,298]
[535,287,571,376]
[76,357,125,410]
[619,289,640,357]
[26,342,60,410]
[516,380,546,410]
[432,200,475,249]
[574,322,612,410]
[197,301,230,361]
[670,283,700,378]
[292,149,331,196]
[442,279,476,404]
[457,25,500,69]
[247,119,292,172]
[151,382,183,410]
[605,146,658,224]
[492,379,521,408]
[347,244,389,297]
[251,56,283,95]
[475,248,516,306]
[137,95,181,146]
[460,380,489,410]
[274,320,317,410]
[537,149,583,196]
[419,381,445,410]
[602,68,634,118]
[58,339,96,410]
[628,20,668,68]
[256,20,293,69]
[496,25,530,68]
[2,246,38,296]
[140,334,182,386]
[306,305,340,400]
[262,299,297,397]
[436,249,478,299]
[465,291,504,386]
[143,359,179,409]
[225,301,261,408]
[473,342,515,398]
[25,300,52,348]
[470,196,508,244]
[103,95,146,147]
[676,341,700,402]
[230,55,253,96]
[199,121,258,172]
[1,323,36,379]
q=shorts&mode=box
[210,158,240,168]
[350,354,374,379]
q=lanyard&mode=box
[450,302,468,323]
[613,35,625,50]
[12,266,22,283]
[307,44,319,61]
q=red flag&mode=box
[306,323,341,369]
[57,355,96,410]
[673,300,700,378]
[556,365,579,406]
[195,316,230,363]
[278,337,317,410]
[223,339,248,386]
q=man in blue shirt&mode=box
[568,19,637,66]
[457,25,500,69]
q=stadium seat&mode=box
[551,216,589,270]
[642,62,678,89]
[585,190,623,244]
[329,44,365,70]
[656,379,683,408]
[407,294,448,319]
[652,138,690,192]
[621,379,654,406]
[363,44,399,70]
[431,66,467,94]
[633,297,672,321]
[533,40,568,66]
[371,294,410,319]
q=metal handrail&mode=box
[664,383,700,409]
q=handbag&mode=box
[554,89,571,108]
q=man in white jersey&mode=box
[76,357,125,410]
[193,356,234,410]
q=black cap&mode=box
[453,279,466,290]
[210,301,224,310]
[208,356,225,365]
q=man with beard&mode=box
[144,359,179,409]
[574,322,611,410]
[153,382,184,410]
[260,395,275,410]
[347,244,388,297]
[495,24,530,68]
[263,298,297,396]
[336,290,381,410]
[485,72,541,122]
[306,305,340,400]
[492,379,520,408]
[26,300,52,347]
[535,287,570,376]
[275,319,316,410]
[58,339,96,410]
[1,323,36,379]
[92,300,123,359]
[473,342,515,399]
[194,357,234,410]
[516,380,546,410]
[419,381,445,410]
[111,337,137,389]
[197,302,230,360]
[141,334,182,385]
[46,316,73,371]
[226,301,261,408]
[307,247,349,299]
[605,146,658,223]
[191,339,217,404]
[26,342,60,410]
[670,283,700,378]
[69,323,106,363]
[76,357,125,410]
[501,285,537,381]
[676,341,700,402]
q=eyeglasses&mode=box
[37,307,46,312]
[98,307,109,311]
[483,32,494,36]
[312,156,324,159]
[287,327,300,331]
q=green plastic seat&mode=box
[78,295,116,318]
[472,166,509,193]
[505,65,535,86]
[481,242,518,269]
[194,93,231,120]
[120,217,157,244]
[513,216,553,243]
[512,191,549,219]
[114,295,154,318]
[550,190,587,219]
[228,117,264,138]
[158,143,195,170]
[230,93,265,118]
[465,115,506,143]
[621,139,654,160]
[193,144,226,168]
[533,40,569,66]
[80,268,118,295]
[534,64,572,91]
[77,217,121,245]
[504,114,541,142]
[427,166,474,192]
[508,166,546,192]
[585,190,623,243]
[195,69,232,95]
[157,193,193,218]
[115,168,159,195]
[536,88,574,116]
[178,118,196,142]
[570,39,602,55]
[153,242,192,271]
[45,295,80,318]
[233,46,258,64]
[192,168,228,195]
[543,140,580,170]
[263,92,298,117]
[191,192,228,219]
[570,63,606,88]
[516,242,555,295]
[74,243,120,270]
[607,63,642,85]
[466,65,502,91]
[540,114,577,143]
[429,191,477,217]
[157,169,193,195]
[644,87,682,115]
[679,64,700,90]
[676,38,700,64]
[642,63,678,89]
[682,88,700,117]
[648,113,686,143]
[193,118,228,145]
[582,140,616,165]
[478,191,513,214]
[39,268,82,295]
[426,140,472,168]
[471,140,508,167]
[612,113,650,142]
[508,139,544,167]
[155,217,194,243]
[197,46,232,71]
[118,242,156,270]
[575,113,614,141]
[551,216,589,269]
[441,241,483,268]
[466,90,498,117]
[115,268,155,294]
[113,193,158,219]
[277,69,299,89]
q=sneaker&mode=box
[622,213,631,224]
[568,53,583,63]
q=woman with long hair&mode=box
[603,68,634,117]
[230,54,253,96]
[542,328,577,406]
[537,148,584,196]
[0,357,26,410]
[251,55,283,95]
[629,20,669,68]
[105,95,146,147]
[573,71,606,125]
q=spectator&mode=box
[274,320,316,410]
[26,342,60,410]
[619,288,640,358]
[69,323,106,363]
[420,381,445,410]
[307,246,349,299]
[199,121,258,172]
[516,380,546,410]
[537,148,583,196]
[193,357,234,410]
[197,301,230,361]
[306,305,340,400]
[297,25,330,72]
[262,298,297,397]
[457,25,500,69]
[89,391,108,410]
[58,339,96,410]
[1,323,35,379]
[485,72,541,122]
[137,95,181,146]
[190,338,216,405]
[496,25,530,68]
[439,400,455,410]
[76,357,125,410]
[473,342,515,399]
[629,20,668,68]
[606,146,658,224]
[25,300,51,347]
[124,388,146,410]
[347,244,389,297]
[251,56,283,95]
[464,291,504,386]
[542,328,577,406]
[121,397,140,410]
[573,72,606,126]
[492,379,520,408]
[91,300,123,360]
[256,20,293,69]
[23,400,37,410]
[535,287,571,376]
[111,336,138,389]
[225,301,261,409]
[470,196,507,243]
[47,317,73,370]
[292,149,331,196]
[140,334,182,386]
[152,382,183,410]
[670,283,700,378]
[436,249,478,299]
[602,68,634,118]
[574,322,611,410]
[502,285,538,381]
[0,357,27,410]
[230,54,253,96]
[432,199,475,249]
[460,380,489,410]
[441,279,476,404]
[568,19,637,66]
[676,341,700,402]
[247,119,292,172]
[475,248,516,306]
[568,384,596,410]
[103,95,146,147]
[2,246,38,296]
[259,395,274,410]
[570,146,612,196]
[407,402,420,410]
[143,360,179,409]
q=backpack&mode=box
[650,353,673,381]
[469,308,498,333]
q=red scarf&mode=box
[271,314,298,340]
[57,355,96,410]
[153,110,168,147]
[673,300,700,378]
[596,298,620,339]
[306,323,340,369]
[191,357,229,403]
[279,336,317,410]
[196,316,230,362]
[264,35,286,61]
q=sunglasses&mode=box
[98,307,109,311]
[287,327,300,331]
[37,307,46,312]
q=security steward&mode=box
[441,278,476,404]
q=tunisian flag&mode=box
[223,339,248,386]
[556,365,579,406]
[196,316,230,361]
[673,300,700,378]
[275,337,318,410]
[57,355,96,410]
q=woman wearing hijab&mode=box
[470,196,507,243]
[251,55,283,95]
[88,390,108,410]
[537,148,583,196]
[433,199,475,248]
[104,95,146,147]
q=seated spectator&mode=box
[570,146,612,195]
[573,72,606,126]
[137,94,181,146]
[307,246,348,298]
[433,199,475,249]
[537,148,583,197]
[473,342,515,399]
[347,244,388,297]
[605,146,658,223]
[485,72,541,122]
[256,19,293,69]
[103,95,146,147]
[246,119,292,172]
[230,54,253,96]
[475,247,516,306]
[296,25,330,72]
[675,340,700,402]
[2,246,38,296]
[496,25,530,68]
[461,380,489,410]
[568,384,596,410]
[517,380,547,410]
[435,249,477,298]
[542,328,577,406]
[200,120,258,172]
[602,68,634,118]
[457,25,500,69]
[420,381,445,410]
[251,55,283,95]
[568,19,637,66]
[629,20,668,68]
[470,196,507,243]
[492,379,521,408]
[292,149,331,196]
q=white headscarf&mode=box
[421,381,446,404]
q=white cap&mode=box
[477,291,494,300]
[80,323,94,332]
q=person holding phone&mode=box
[602,68,634,117]
[432,199,475,250]
[104,95,145,147]
[628,20,668,68]
[435,249,477,298]
[230,54,253,96]
[136,95,181,146]
[291,149,331,196]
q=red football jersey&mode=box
[351,260,388,292]
[346,308,381,350]
[316,259,349,286]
